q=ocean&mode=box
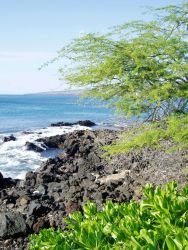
[0,94,125,179]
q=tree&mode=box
[50,2,188,121]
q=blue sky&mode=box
[0,0,182,94]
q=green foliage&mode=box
[29,182,188,249]
[29,229,65,250]
[49,2,188,120]
[166,115,188,149]
[104,114,188,155]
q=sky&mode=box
[0,0,182,94]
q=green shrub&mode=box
[29,182,188,250]
[103,114,188,156]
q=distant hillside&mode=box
[26,89,85,96]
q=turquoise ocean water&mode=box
[0,94,120,133]
[0,94,125,178]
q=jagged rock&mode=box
[25,142,44,152]
[19,196,30,206]
[37,134,66,148]
[36,184,47,195]
[77,120,96,127]
[3,134,16,143]
[24,171,37,187]
[0,172,18,190]
[51,120,96,127]
[0,212,27,238]
[32,217,50,233]
[65,202,80,215]
[36,172,58,184]
[0,128,187,249]
[0,172,3,180]
[28,201,51,217]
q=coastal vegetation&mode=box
[52,2,188,121]
[104,114,188,156]
[29,182,188,249]
[46,2,188,153]
[28,2,188,249]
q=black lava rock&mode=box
[3,134,16,142]
[51,120,96,127]
[25,142,44,152]
[0,212,27,238]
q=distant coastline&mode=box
[24,89,85,96]
[0,89,85,96]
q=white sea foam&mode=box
[0,125,90,179]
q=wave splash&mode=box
[0,125,90,179]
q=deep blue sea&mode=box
[0,94,125,179]
[0,94,121,134]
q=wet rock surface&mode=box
[0,172,20,190]
[3,135,16,143]
[25,142,45,153]
[0,127,187,249]
[50,120,96,127]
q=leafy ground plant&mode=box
[29,182,188,250]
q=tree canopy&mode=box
[51,2,188,121]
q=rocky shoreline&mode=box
[0,123,187,250]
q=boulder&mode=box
[28,201,51,217]
[36,134,66,148]
[51,121,74,126]
[0,172,18,190]
[3,134,16,143]
[77,120,96,127]
[25,142,44,152]
[24,171,36,187]
[0,172,3,180]
[0,212,27,238]
[51,120,96,127]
